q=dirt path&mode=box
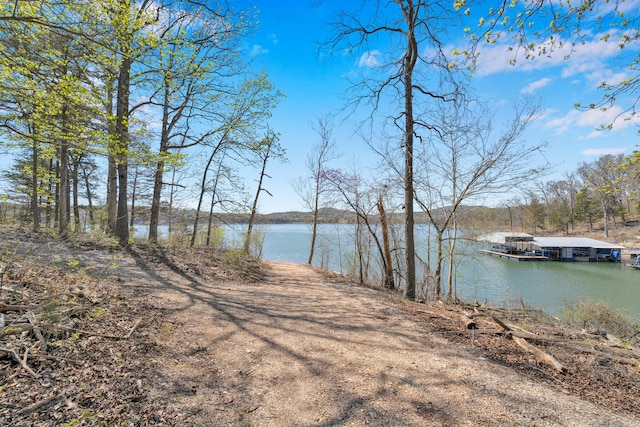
[2,232,637,426]
[115,255,635,426]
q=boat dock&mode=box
[479,249,549,261]
[478,232,624,262]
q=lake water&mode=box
[135,223,640,319]
[258,224,640,319]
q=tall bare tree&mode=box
[325,1,463,299]
[413,97,546,299]
[189,74,282,247]
[244,130,286,255]
[294,116,339,265]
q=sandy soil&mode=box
[1,231,639,426]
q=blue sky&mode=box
[1,1,638,216]
[246,0,640,213]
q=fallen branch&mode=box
[26,311,48,352]
[1,323,32,336]
[58,317,142,340]
[512,336,567,374]
[0,303,28,313]
[462,313,477,330]
[124,318,142,339]
[17,388,75,416]
[0,346,40,378]
[464,328,508,335]
[492,316,512,332]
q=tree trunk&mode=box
[114,55,132,247]
[245,145,272,254]
[72,154,81,233]
[46,158,54,228]
[82,165,95,229]
[149,159,163,242]
[115,161,129,246]
[30,136,40,232]
[307,204,319,265]
[129,166,138,229]
[307,179,320,265]
[106,75,117,235]
[356,214,364,284]
[149,82,171,243]
[599,195,608,238]
[434,229,444,298]
[191,155,215,247]
[206,162,224,246]
[378,194,394,290]
[107,155,117,234]
[206,189,215,246]
[192,144,224,247]
[447,219,458,301]
[58,133,69,238]
[402,10,417,300]
[168,167,176,238]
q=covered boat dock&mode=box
[479,232,624,262]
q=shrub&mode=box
[562,299,635,338]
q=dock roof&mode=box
[479,232,533,244]
[532,237,623,250]
[479,233,623,250]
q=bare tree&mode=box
[377,191,395,289]
[146,3,252,243]
[324,168,394,288]
[189,74,281,248]
[293,116,339,265]
[325,1,464,299]
[413,97,546,300]
[244,130,286,255]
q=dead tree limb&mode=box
[492,316,511,332]
[17,388,75,416]
[59,317,142,340]
[0,303,28,313]
[0,346,40,378]
[512,336,567,373]
[124,318,142,339]
[462,312,477,329]
[26,311,48,352]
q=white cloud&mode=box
[545,105,640,137]
[558,36,620,79]
[584,68,629,90]
[268,33,279,45]
[251,44,269,56]
[582,147,627,156]
[474,42,563,76]
[474,32,621,80]
[521,77,552,94]
[358,50,381,68]
[545,110,578,135]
